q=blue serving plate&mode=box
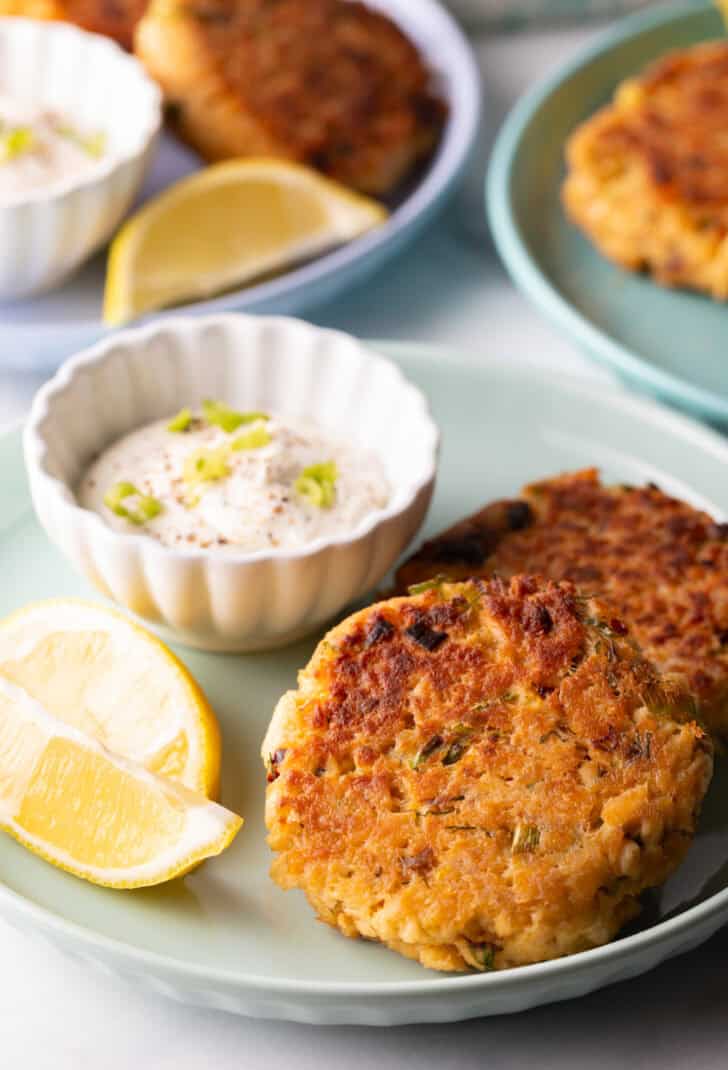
[487,0,728,424]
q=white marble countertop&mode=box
[2,15,727,1067]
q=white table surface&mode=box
[2,16,727,1068]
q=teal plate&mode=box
[487,0,728,425]
[2,344,728,1025]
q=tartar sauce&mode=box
[78,403,391,553]
[0,95,107,199]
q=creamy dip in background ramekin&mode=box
[0,94,107,199]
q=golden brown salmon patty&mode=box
[563,42,728,299]
[263,575,712,973]
[135,0,446,194]
[0,0,147,49]
[397,469,728,738]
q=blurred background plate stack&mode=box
[0,0,481,375]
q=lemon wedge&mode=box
[0,600,221,797]
[103,158,388,325]
[0,672,241,888]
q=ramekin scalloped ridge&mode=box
[0,17,161,297]
[24,314,439,652]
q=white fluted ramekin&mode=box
[24,315,439,652]
[0,18,161,299]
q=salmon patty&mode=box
[397,469,728,738]
[563,42,728,299]
[263,575,711,972]
[135,0,446,194]
[0,0,147,49]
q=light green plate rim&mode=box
[486,0,728,424]
[1,342,728,1010]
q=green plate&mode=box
[487,0,728,425]
[2,344,728,1024]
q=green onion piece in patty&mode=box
[477,945,496,971]
[408,575,448,595]
[410,733,444,769]
[511,824,540,854]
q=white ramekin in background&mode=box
[0,18,161,299]
[24,315,439,652]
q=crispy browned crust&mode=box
[135,0,446,194]
[396,469,728,737]
[621,44,728,218]
[563,42,728,297]
[264,575,712,972]
[0,0,147,48]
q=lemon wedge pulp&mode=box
[0,599,221,796]
[103,158,388,325]
[0,673,241,888]
[0,599,242,888]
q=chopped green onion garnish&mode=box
[81,131,106,158]
[294,461,338,509]
[1,127,35,162]
[103,482,162,526]
[167,407,193,433]
[137,496,163,521]
[104,481,136,512]
[306,461,338,482]
[295,476,326,507]
[238,411,270,424]
[202,399,269,433]
[57,124,106,158]
[231,426,271,451]
[183,445,230,488]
